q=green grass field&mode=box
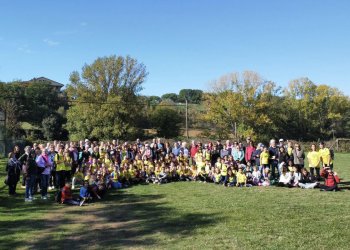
[1,154,350,250]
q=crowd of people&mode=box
[4,137,341,205]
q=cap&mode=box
[279,139,284,142]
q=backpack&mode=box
[55,189,62,203]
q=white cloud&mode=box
[43,38,60,46]
[17,45,34,54]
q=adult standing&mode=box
[24,150,38,201]
[36,149,53,199]
[55,145,66,189]
[268,139,279,180]
[5,148,22,196]
[292,143,305,171]
[319,142,333,170]
[245,140,256,165]
[307,144,321,180]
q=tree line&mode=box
[0,55,349,142]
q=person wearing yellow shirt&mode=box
[183,165,193,181]
[220,159,228,185]
[197,166,207,182]
[213,168,221,184]
[225,168,236,187]
[307,144,321,180]
[236,167,247,187]
[260,146,270,169]
[319,142,333,170]
[64,149,73,182]
[55,146,66,188]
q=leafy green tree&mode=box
[65,55,148,140]
[42,114,66,140]
[178,89,203,103]
[161,93,178,102]
[151,107,182,138]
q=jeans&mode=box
[40,174,49,197]
[298,183,318,189]
[25,175,36,198]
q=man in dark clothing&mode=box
[268,139,279,180]
[24,150,38,201]
[6,153,22,195]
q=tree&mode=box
[204,71,279,140]
[151,107,182,138]
[161,93,178,102]
[65,55,148,140]
[42,114,65,140]
[178,89,203,103]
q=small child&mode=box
[225,169,236,187]
[61,182,82,206]
[261,168,271,186]
[252,166,261,186]
[79,180,92,205]
[236,167,247,187]
[213,168,222,184]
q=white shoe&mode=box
[41,196,47,200]
[25,198,33,202]
[48,186,52,190]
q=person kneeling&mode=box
[298,168,319,189]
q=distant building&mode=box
[22,77,64,91]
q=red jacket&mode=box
[245,146,256,162]
[61,186,73,203]
[190,146,198,158]
[321,168,340,187]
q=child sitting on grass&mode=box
[61,182,82,206]
[236,167,247,187]
[79,180,92,205]
[320,166,340,191]
[252,166,261,186]
[225,168,236,187]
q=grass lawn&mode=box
[0,154,350,250]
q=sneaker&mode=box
[25,198,33,202]
[48,186,52,190]
[29,196,36,200]
[41,196,47,200]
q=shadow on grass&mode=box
[0,190,221,249]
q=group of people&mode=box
[4,137,341,205]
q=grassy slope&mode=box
[0,154,349,250]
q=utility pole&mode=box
[185,99,189,139]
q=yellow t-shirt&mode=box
[319,148,332,166]
[307,151,320,168]
[221,164,227,176]
[236,172,247,183]
[64,156,72,171]
[260,152,270,165]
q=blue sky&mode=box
[1,0,350,96]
